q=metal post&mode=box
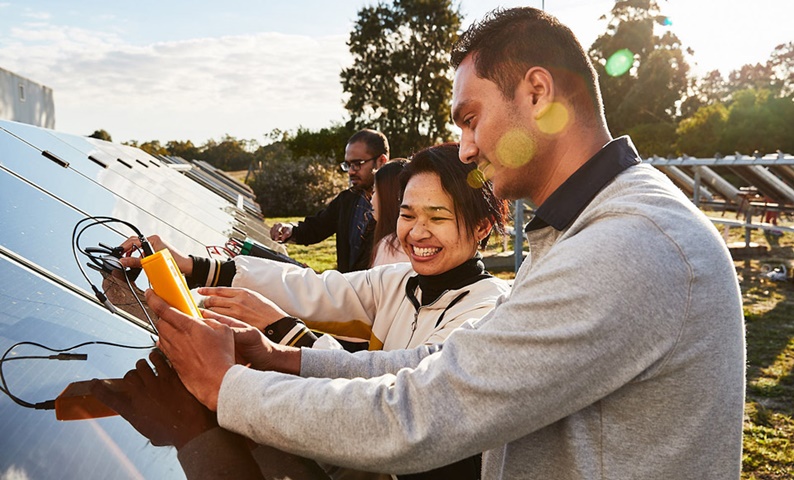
[514,199,525,272]
[692,168,702,208]
[744,206,752,248]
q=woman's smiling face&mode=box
[397,172,481,276]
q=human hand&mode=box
[200,309,299,374]
[147,289,236,411]
[90,350,217,449]
[269,223,293,243]
[198,287,288,330]
[117,234,193,275]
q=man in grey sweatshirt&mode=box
[151,7,745,479]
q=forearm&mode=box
[300,344,437,378]
[217,350,478,474]
[231,256,377,326]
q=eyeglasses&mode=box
[340,156,377,172]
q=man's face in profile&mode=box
[345,141,379,192]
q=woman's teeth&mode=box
[413,246,440,257]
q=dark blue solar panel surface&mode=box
[0,119,285,479]
[0,256,185,479]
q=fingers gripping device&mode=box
[140,249,203,318]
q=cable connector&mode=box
[50,353,88,361]
[91,286,117,314]
[34,400,55,410]
[139,235,154,257]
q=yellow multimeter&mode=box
[140,249,202,318]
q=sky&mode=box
[0,0,790,146]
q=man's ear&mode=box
[376,154,388,169]
[515,66,555,117]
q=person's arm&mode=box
[229,256,405,339]
[288,191,345,245]
[117,234,194,274]
[212,215,703,474]
[90,350,217,449]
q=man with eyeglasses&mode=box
[270,129,388,272]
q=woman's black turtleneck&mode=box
[413,254,491,306]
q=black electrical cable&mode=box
[71,215,157,333]
[0,340,153,411]
[121,265,158,336]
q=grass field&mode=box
[264,214,793,478]
[728,223,794,479]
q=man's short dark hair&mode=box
[451,7,603,117]
[348,129,390,159]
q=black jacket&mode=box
[290,188,374,273]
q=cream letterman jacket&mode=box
[229,256,510,351]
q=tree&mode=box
[341,0,461,157]
[727,42,794,99]
[138,140,168,156]
[679,69,728,119]
[197,135,257,171]
[249,143,349,216]
[768,42,794,98]
[719,89,794,155]
[165,140,200,160]
[727,63,773,97]
[88,129,112,142]
[284,124,354,164]
[675,103,728,157]
[589,0,690,136]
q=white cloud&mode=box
[0,24,352,143]
[22,9,51,20]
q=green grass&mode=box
[265,217,339,272]
[265,213,794,477]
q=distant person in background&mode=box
[370,158,410,267]
[270,129,388,273]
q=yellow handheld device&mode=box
[140,249,202,318]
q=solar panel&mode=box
[0,118,286,479]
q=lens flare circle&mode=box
[467,169,485,189]
[605,49,634,77]
[537,102,570,135]
[495,129,535,169]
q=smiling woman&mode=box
[398,142,504,276]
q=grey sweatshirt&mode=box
[217,138,745,479]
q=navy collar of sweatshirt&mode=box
[526,136,641,233]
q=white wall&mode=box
[0,67,55,129]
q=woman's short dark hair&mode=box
[399,143,507,248]
[450,7,602,117]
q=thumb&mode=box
[119,256,142,269]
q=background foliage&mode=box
[248,142,349,217]
[97,0,793,214]
[341,0,461,158]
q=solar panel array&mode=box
[0,118,282,479]
[644,152,794,211]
